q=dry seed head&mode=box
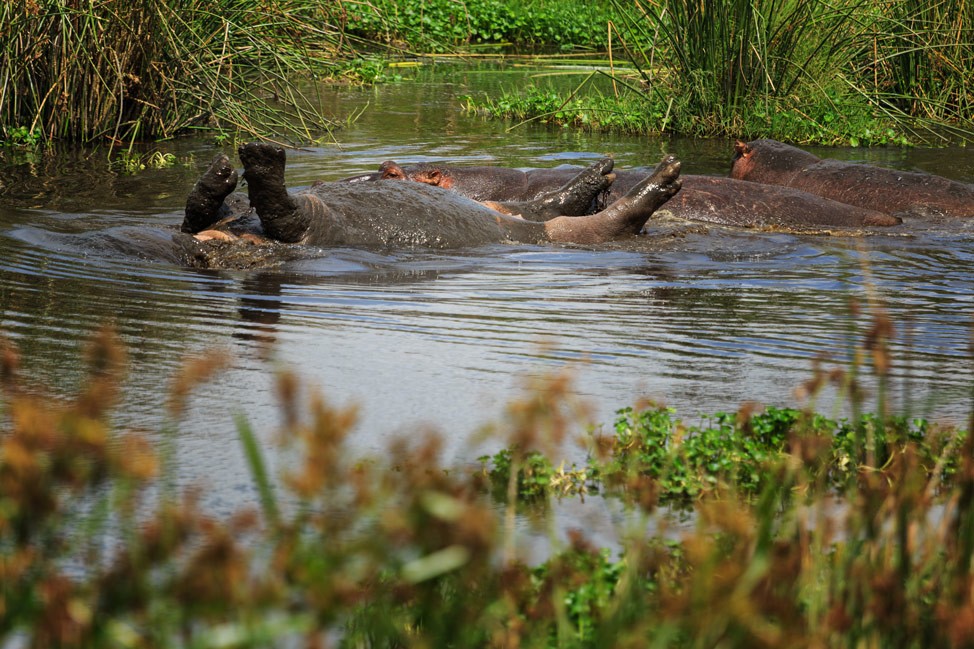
[626,473,659,513]
[114,433,158,481]
[37,576,89,647]
[0,335,20,389]
[167,350,231,416]
[944,603,974,647]
[275,370,301,430]
[587,431,616,462]
[865,309,894,375]
[284,393,358,497]
[84,325,127,380]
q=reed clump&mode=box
[0,0,352,144]
[2,320,974,647]
[468,0,973,144]
[865,0,974,123]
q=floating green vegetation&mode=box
[480,405,961,503]
[110,150,188,175]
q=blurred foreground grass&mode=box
[2,318,973,648]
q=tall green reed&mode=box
[610,0,974,142]
[0,0,351,145]
[863,0,973,124]
[615,0,868,119]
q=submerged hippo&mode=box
[731,139,974,218]
[182,142,683,250]
[345,159,901,231]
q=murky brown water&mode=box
[2,63,973,524]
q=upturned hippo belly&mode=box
[300,181,549,248]
[731,139,974,218]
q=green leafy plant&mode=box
[2,125,41,148]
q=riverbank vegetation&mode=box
[463,0,974,145]
[0,0,370,145]
[0,0,628,147]
[3,1,969,147]
[3,310,974,647]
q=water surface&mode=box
[1,63,973,521]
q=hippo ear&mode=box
[427,169,442,185]
[733,141,751,159]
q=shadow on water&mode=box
[2,62,974,522]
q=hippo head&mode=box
[392,162,454,190]
[730,139,821,182]
[377,160,406,180]
[730,140,755,179]
[336,160,413,184]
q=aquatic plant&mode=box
[863,0,973,130]
[480,405,958,503]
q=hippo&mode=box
[180,142,683,252]
[730,138,974,218]
[345,160,902,231]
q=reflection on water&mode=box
[1,63,974,520]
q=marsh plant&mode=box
[0,0,363,145]
[2,314,974,647]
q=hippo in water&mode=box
[344,159,902,231]
[181,142,683,252]
[730,139,974,218]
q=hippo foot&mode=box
[544,157,615,216]
[238,142,306,243]
[612,155,682,236]
[544,155,681,244]
[622,155,682,212]
[502,158,615,221]
[182,153,238,233]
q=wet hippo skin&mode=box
[181,143,684,252]
[731,138,974,218]
[346,160,902,230]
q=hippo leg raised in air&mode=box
[182,153,239,234]
[484,157,616,221]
